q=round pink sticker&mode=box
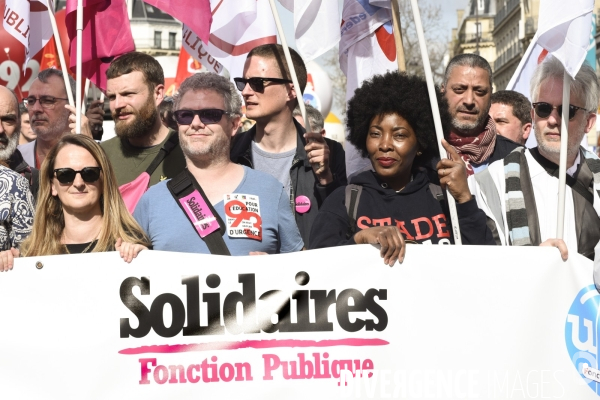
[295,195,311,214]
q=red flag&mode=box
[40,37,60,70]
[65,0,135,91]
[173,47,206,92]
[144,0,212,44]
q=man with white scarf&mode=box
[470,57,600,260]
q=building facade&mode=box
[55,0,183,57]
[451,0,497,81]
[492,0,540,90]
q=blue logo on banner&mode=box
[566,285,600,395]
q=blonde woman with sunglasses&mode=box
[0,135,151,271]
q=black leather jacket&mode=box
[230,119,347,247]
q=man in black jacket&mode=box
[441,54,521,175]
[231,44,346,247]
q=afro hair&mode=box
[345,71,450,167]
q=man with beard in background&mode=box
[0,86,39,197]
[18,103,36,145]
[102,52,185,187]
[440,54,520,176]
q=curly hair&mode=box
[346,71,450,167]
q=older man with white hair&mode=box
[471,57,600,260]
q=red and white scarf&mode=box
[446,116,497,175]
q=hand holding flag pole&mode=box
[409,0,462,244]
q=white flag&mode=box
[279,0,341,61]
[339,0,397,177]
[182,0,277,81]
[507,0,594,148]
[2,0,52,69]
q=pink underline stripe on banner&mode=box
[118,338,389,355]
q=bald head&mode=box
[0,86,19,114]
[0,85,22,160]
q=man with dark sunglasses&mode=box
[133,73,303,255]
[230,44,347,248]
[471,57,600,261]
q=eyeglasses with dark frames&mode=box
[54,167,102,184]
[532,102,588,120]
[24,96,70,110]
[233,77,293,93]
[172,109,234,125]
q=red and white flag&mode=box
[507,0,594,148]
[183,0,277,81]
[2,0,52,68]
[169,47,207,95]
[339,0,397,177]
[278,0,340,61]
[65,0,135,91]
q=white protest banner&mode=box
[0,245,598,399]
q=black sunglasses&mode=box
[54,167,102,184]
[532,102,588,120]
[233,77,293,93]
[173,109,233,125]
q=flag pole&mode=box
[81,78,90,115]
[75,0,84,134]
[556,70,571,239]
[267,0,312,133]
[409,0,462,244]
[391,0,406,71]
[46,6,75,107]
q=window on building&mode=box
[154,31,162,49]
[169,32,177,50]
[478,0,484,11]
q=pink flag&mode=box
[65,0,135,91]
[144,0,212,44]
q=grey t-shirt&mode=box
[251,141,295,196]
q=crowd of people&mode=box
[0,43,597,271]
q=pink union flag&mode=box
[65,0,135,91]
[144,0,212,45]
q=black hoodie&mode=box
[309,168,494,248]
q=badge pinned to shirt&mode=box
[224,193,262,241]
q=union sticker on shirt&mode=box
[224,193,262,241]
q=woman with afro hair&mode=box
[309,71,494,265]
